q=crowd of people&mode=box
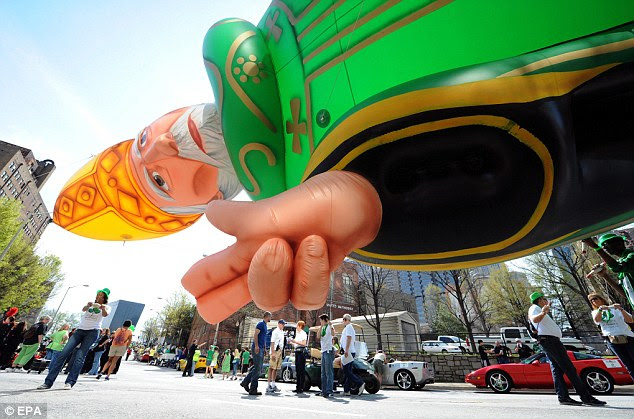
[0,288,136,391]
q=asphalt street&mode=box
[0,360,633,419]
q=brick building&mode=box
[0,140,55,242]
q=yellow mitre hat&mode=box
[53,140,201,240]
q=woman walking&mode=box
[221,349,232,380]
[98,320,132,381]
[588,293,634,379]
[205,345,216,378]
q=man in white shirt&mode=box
[267,319,285,393]
[340,313,365,396]
[528,291,605,406]
[289,320,307,394]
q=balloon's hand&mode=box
[181,171,382,324]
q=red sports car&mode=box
[465,351,633,395]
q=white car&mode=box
[375,359,435,390]
[438,335,470,353]
[421,340,463,354]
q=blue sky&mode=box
[0,1,269,329]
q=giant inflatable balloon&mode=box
[54,0,634,323]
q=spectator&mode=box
[333,336,341,355]
[583,234,634,309]
[492,341,511,364]
[231,347,240,380]
[38,288,111,390]
[88,329,110,375]
[241,311,271,396]
[341,313,365,396]
[240,348,250,377]
[0,321,26,370]
[205,345,217,378]
[221,349,232,380]
[477,340,490,367]
[0,316,15,344]
[267,319,285,393]
[373,350,387,387]
[11,316,50,371]
[45,324,70,365]
[529,291,605,406]
[514,338,533,361]
[183,339,205,377]
[588,292,634,380]
[289,320,307,394]
[98,320,133,381]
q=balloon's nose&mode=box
[144,132,178,163]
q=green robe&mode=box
[202,1,634,269]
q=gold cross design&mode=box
[286,98,306,154]
[265,10,282,43]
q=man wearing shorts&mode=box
[98,320,132,381]
[267,319,285,393]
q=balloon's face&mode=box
[129,107,223,209]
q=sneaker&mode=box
[323,393,332,398]
[63,383,73,390]
[96,374,102,380]
[266,386,275,393]
[248,391,262,396]
[559,397,583,406]
[104,377,110,381]
[315,391,323,396]
[581,396,606,406]
[357,383,365,395]
[36,384,51,390]
[343,391,351,396]
[273,385,280,393]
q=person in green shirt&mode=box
[584,234,634,310]
[240,349,250,377]
[205,345,217,379]
[45,324,69,366]
[221,349,232,380]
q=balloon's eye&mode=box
[152,172,168,191]
[140,129,148,147]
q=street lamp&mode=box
[49,284,90,331]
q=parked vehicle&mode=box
[438,336,470,353]
[470,327,587,352]
[372,358,435,390]
[465,351,633,395]
[280,355,296,382]
[421,341,463,354]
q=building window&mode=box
[403,301,411,312]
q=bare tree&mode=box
[429,270,479,353]
[354,263,399,350]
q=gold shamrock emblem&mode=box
[233,55,268,84]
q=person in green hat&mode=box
[583,234,634,310]
[38,288,111,390]
[528,292,605,406]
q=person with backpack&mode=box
[37,288,111,390]
[10,316,50,371]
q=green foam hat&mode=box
[97,288,110,296]
[530,291,544,304]
[598,233,625,248]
